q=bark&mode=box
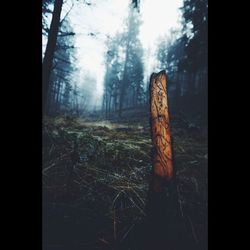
[43,0,63,113]
[108,94,112,113]
[149,70,174,192]
[119,76,127,117]
[119,40,129,117]
[55,80,62,112]
[113,93,117,112]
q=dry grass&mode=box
[43,114,207,249]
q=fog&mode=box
[43,0,182,111]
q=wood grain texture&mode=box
[150,71,173,191]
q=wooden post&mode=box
[149,70,174,192]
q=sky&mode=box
[44,0,183,108]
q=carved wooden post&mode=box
[149,70,174,192]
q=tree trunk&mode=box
[149,70,174,192]
[108,94,112,114]
[114,93,117,112]
[119,40,130,117]
[55,80,62,111]
[43,0,63,114]
[119,79,126,117]
[105,92,108,118]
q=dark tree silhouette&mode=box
[43,0,63,113]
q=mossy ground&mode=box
[42,112,207,250]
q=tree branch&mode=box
[55,67,73,75]
[55,44,74,51]
[57,31,75,37]
[54,56,71,64]
[59,2,74,26]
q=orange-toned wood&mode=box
[149,71,173,191]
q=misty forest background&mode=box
[42,0,207,249]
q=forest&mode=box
[42,0,208,249]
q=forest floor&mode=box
[42,110,207,250]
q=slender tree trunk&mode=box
[188,73,195,96]
[136,85,140,107]
[119,80,126,117]
[102,91,106,114]
[43,0,63,114]
[149,70,174,192]
[76,96,79,116]
[108,94,112,114]
[114,97,116,112]
[175,73,181,110]
[49,79,57,114]
[55,79,62,113]
[119,40,129,117]
[105,92,108,118]
[46,79,53,115]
